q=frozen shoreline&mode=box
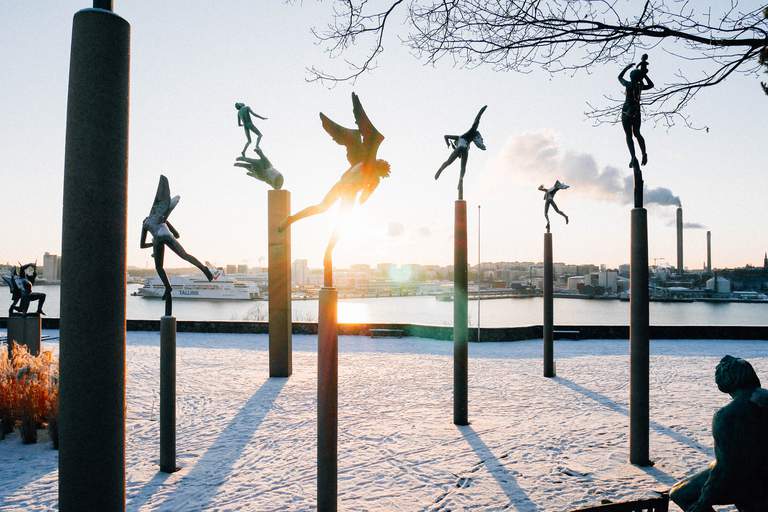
[1,333,757,511]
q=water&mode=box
[2,284,766,326]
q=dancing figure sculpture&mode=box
[280,92,389,286]
[236,102,268,156]
[140,175,213,316]
[670,355,768,511]
[435,106,487,200]
[619,54,654,169]
[234,147,284,190]
[2,264,46,316]
[539,180,570,232]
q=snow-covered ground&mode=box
[2,332,765,511]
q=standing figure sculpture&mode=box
[539,180,570,232]
[235,102,268,156]
[140,175,213,316]
[619,54,654,169]
[2,264,46,316]
[233,147,284,190]
[670,355,768,511]
[435,106,487,200]
[279,92,389,285]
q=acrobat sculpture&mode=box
[236,102,268,157]
[282,92,388,511]
[140,175,213,316]
[539,180,570,232]
[3,264,46,316]
[619,54,654,170]
[435,106,487,200]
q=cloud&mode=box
[417,226,432,237]
[387,222,405,237]
[495,132,681,207]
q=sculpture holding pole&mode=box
[140,174,212,474]
[280,92,389,511]
[618,53,654,466]
[538,181,569,378]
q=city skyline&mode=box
[1,1,766,270]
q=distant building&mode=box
[567,276,585,291]
[43,252,61,281]
[237,264,248,274]
[598,270,618,294]
[226,264,237,275]
[292,259,308,286]
[706,276,731,294]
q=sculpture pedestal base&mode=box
[318,287,338,511]
[268,189,292,378]
[160,316,178,473]
[454,200,469,426]
[630,208,651,466]
[543,232,555,378]
[7,316,41,358]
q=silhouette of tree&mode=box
[308,0,768,126]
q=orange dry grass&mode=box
[0,343,59,432]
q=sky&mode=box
[0,1,766,270]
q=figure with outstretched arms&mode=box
[619,54,654,168]
[538,180,570,232]
[435,105,487,200]
[279,93,389,281]
[141,175,213,308]
[236,102,268,156]
[3,264,46,316]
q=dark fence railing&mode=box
[2,317,767,342]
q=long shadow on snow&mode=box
[459,426,540,510]
[132,377,286,511]
[553,377,713,458]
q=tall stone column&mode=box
[317,287,338,511]
[630,207,650,466]
[59,4,130,510]
[543,232,554,378]
[159,316,177,473]
[454,200,468,425]
[268,189,292,377]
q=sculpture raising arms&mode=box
[619,54,654,169]
[435,106,487,200]
[3,264,46,316]
[140,175,213,315]
[538,180,570,232]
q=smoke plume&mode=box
[497,132,681,207]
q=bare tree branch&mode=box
[307,0,768,125]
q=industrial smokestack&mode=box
[676,206,684,274]
[706,231,712,273]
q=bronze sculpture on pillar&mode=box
[435,106,487,200]
[3,264,46,316]
[539,180,570,233]
[140,175,214,317]
[539,181,569,378]
[236,102,268,156]
[281,92,388,511]
[619,54,654,208]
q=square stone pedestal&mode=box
[7,316,42,357]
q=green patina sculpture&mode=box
[236,102,268,156]
[234,147,284,190]
[670,355,768,511]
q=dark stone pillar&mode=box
[160,316,177,473]
[7,316,41,357]
[543,232,555,378]
[317,287,338,511]
[59,7,130,511]
[454,200,468,425]
[630,207,651,466]
[268,189,292,377]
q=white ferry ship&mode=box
[133,273,261,301]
